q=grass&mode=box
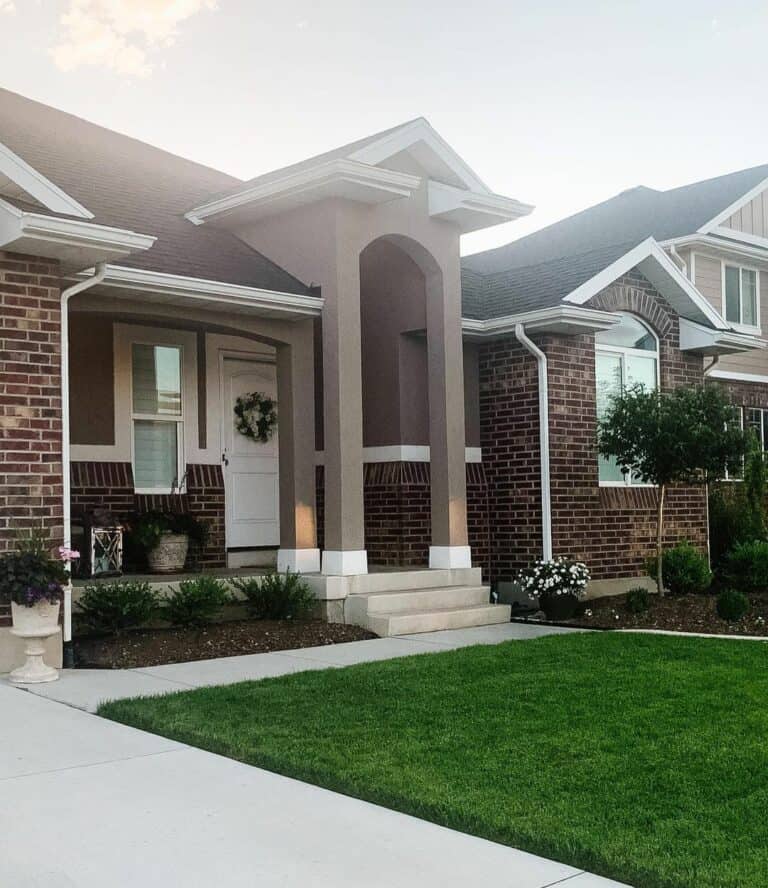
[99,633,768,888]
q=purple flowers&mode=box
[21,582,64,607]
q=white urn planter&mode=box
[9,600,61,684]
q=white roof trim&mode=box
[74,264,324,318]
[186,159,420,224]
[563,237,728,330]
[697,175,768,235]
[708,369,768,385]
[678,317,766,355]
[661,234,768,263]
[428,181,533,232]
[709,225,768,251]
[462,304,619,339]
[0,140,93,219]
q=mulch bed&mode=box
[74,620,378,669]
[563,591,768,636]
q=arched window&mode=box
[595,313,659,485]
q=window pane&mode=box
[626,355,657,391]
[742,269,758,327]
[725,266,741,324]
[132,345,182,415]
[134,420,178,489]
[595,314,655,350]
[596,352,625,482]
[746,408,762,447]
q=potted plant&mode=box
[516,556,590,621]
[125,511,208,574]
[0,535,79,683]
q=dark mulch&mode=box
[565,591,768,636]
[74,620,378,669]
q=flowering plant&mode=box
[0,535,79,608]
[516,557,590,603]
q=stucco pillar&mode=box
[276,323,320,573]
[426,260,470,568]
[320,248,367,575]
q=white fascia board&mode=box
[697,176,768,234]
[709,225,768,251]
[428,181,533,232]
[661,234,768,264]
[0,140,94,219]
[461,304,619,339]
[564,237,728,330]
[679,317,767,355]
[75,264,324,317]
[708,369,768,385]
[348,118,491,193]
[186,159,421,224]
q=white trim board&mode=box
[697,175,768,235]
[0,140,93,219]
[708,369,768,385]
[315,446,482,464]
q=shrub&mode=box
[647,542,711,596]
[721,540,768,594]
[716,589,749,623]
[233,571,315,620]
[0,529,73,607]
[516,557,590,603]
[626,587,650,614]
[163,576,230,628]
[77,581,160,634]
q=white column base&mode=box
[277,548,321,574]
[321,550,368,576]
[429,545,472,569]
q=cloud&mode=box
[50,0,218,77]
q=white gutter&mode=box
[669,244,687,277]
[61,262,107,666]
[514,323,553,561]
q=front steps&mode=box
[344,568,511,637]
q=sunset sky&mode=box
[0,0,766,255]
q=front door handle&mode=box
[222,451,229,466]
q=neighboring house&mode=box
[0,88,765,664]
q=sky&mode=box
[0,0,767,256]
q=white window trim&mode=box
[130,340,186,495]
[596,314,660,488]
[722,261,760,334]
[723,407,745,482]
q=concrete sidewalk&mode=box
[11,621,582,713]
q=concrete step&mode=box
[343,568,482,596]
[346,585,489,622]
[368,603,512,637]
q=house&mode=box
[0,87,765,667]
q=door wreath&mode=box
[234,392,277,443]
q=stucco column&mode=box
[320,247,367,575]
[426,259,470,568]
[276,322,320,573]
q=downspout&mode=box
[669,245,688,278]
[702,353,720,569]
[61,262,107,667]
[514,323,553,561]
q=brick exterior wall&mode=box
[478,270,709,583]
[0,251,63,626]
[70,461,226,569]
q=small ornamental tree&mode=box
[597,384,746,596]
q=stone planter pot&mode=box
[10,600,61,684]
[148,533,189,573]
[539,593,579,622]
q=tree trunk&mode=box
[656,483,666,597]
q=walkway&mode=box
[1,622,628,888]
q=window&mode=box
[131,343,184,492]
[724,264,759,329]
[595,313,659,485]
[724,406,745,481]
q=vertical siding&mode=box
[722,190,768,238]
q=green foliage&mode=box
[0,529,67,606]
[721,540,768,594]
[77,581,160,634]
[163,576,230,628]
[626,587,650,614]
[123,511,210,569]
[646,542,712,596]
[233,570,315,620]
[716,589,749,622]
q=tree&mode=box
[597,384,746,596]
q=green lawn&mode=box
[99,633,768,888]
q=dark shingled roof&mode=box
[0,89,310,295]
[462,165,768,319]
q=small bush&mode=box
[626,587,650,614]
[721,540,768,594]
[77,581,159,634]
[233,570,315,620]
[647,542,712,596]
[164,576,230,628]
[716,589,749,623]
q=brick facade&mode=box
[478,271,709,583]
[0,251,63,626]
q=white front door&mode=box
[220,357,280,549]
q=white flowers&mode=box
[517,556,590,602]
